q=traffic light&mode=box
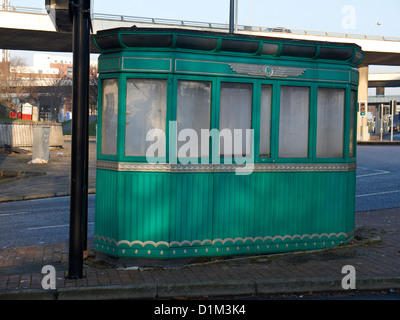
[359,101,367,117]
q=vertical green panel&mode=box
[95,169,118,243]
[95,169,355,258]
[117,172,171,243]
[212,171,354,243]
[213,173,259,240]
[169,173,214,243]
[347,171,356,233]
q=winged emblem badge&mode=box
[229,63,306,78]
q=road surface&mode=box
[1,145,400,248]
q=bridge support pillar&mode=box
[376,86,385,96]
[358,66,369,141]
[358,66,369,104]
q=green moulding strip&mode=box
[94,233,352,259]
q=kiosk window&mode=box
[259,85,272,157]
[101,79,118,155]
[316,88,345,158]
[279,86,310,158]
[125,79,167,156]
[219,82,252,157]
[349,90,356,157]
[177,80,211,158]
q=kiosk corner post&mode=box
[229,0,235,34]
[68,0,90,279]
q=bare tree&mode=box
[89,67,98,115]
[0,56,98,120]
[0,57,38,118]
[0,60,12,117]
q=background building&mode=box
[0,53,98,121]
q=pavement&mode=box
[357,131,400,145]
[0,138,399,300]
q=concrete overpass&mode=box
[1,9,399,74]
[369,73,400,88]
[1,5,400,141]
[1,6,400,65]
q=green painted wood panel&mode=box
[94,169,355,258]
[122,57,172,72]
[169,173,214,245]
[94,169,119,249]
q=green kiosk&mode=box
[94,27,363,259]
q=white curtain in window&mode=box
[316,88,345,158]
[177,80,211,157]
[125,79,167,156]
[279,86,310,158]
[101,79,118,155]
[349,90,356,157]
[219,82,252,157]
[259,85,272,157]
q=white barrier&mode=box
[0,121,63,148]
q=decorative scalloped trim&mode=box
[94,231,352,249]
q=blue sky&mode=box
[9,0,400,36]
[7,0,400,93]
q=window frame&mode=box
[311,83,352,163]
[276,82,312,162]
[98,72,357,166]
[256,80,275,163]
[348,86,358,160]
[97,73,121,162]
[216,77,256,165]
[315,86,347,160]
[120,73,172,163]
[170,75,216,165]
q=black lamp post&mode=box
[69,0,91,279]
[229,0,235,33]
[46,0,91,279]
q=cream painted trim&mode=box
[94,231,353,249]
[97,160,356,173]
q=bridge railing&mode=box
[2,5,400,42]
[93,12,400,42]
[0,5,46,14]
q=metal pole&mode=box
[391,100,394,142]
[235,0,238,32]
[395,101,398,136]
[229,0,235,33]
[249,0,251,25]
[68,0,90,279]
[380,103,383,142]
